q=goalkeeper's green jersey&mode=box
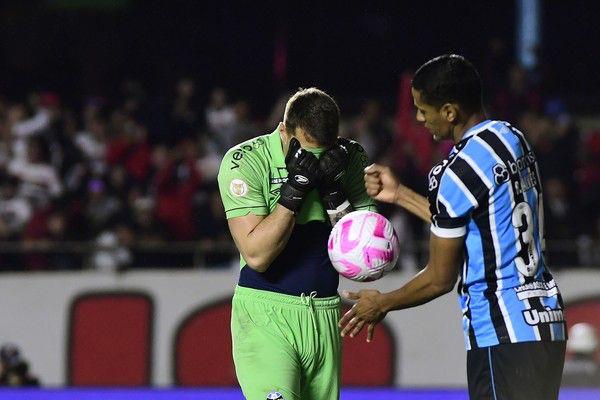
[217,127,375,296]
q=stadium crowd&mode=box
[0,61,598,272]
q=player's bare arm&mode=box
[364,163,431,222]
[339,232,464,341]
[227,205,295,273]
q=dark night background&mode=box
[0,1,598,115]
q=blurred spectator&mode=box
[154,139,202,241]
[46,209,81,270]
[130,196,169,268]
[576,130,600,232]
[106,115,152,183]
[575,130,600,267]
[170,78,199,144]
[0,176,30,271]
[391,72,445,265]
[75,114,108,176]
[347,99,393,161]
[0,176,32,239]
[107,165,132,204]
[0,65,597,272]
[7,137,62,209]
[84,178,122,235]
[388,209,419,272]
[195,184,233,267]
[544,178,578,267]
[91,222,135,272]
[482,37,511,105]
[9,99,52,163]
[196,135,222,182]
[0,343,40,387]
[563,323,600,386]
[394,72,443,179]
[493,63,542,122]
[205,87,237,152]
[19,205,81,271]
[230,100,259,143]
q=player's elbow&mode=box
[427,269,458,295]
[439,281,456,294]
[244,253,271,273]
[433,277,457,295]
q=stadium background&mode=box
[0,0,599,399]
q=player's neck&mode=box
[452,112,486,144]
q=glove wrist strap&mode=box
[326,200,353,226]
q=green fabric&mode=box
[217,128,375,222]
[231,286,341,400]
[217,128,377,267]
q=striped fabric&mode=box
[427,120,566,350]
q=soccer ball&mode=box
[328,210,399,282]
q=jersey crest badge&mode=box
[266,391,284,399]
[230,179,248,197]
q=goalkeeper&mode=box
[218,87,375,400]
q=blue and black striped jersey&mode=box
[427,120,566,350]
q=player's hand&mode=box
[278,137,320,213]
[339,289,387,342]
[318,137,351,210]
[364,163,400,204]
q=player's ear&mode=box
[440,103,458,123]
[279,122,294,153]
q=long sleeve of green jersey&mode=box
[344,140,377,212]
[218,147,269,219]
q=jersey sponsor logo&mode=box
[493,164,510,185]
[514,172,538,195]
[229,179,248,197]
[266,391,284,400]
[294,174,309,185]
[229,137,265,170]
[230,150,244,169]
[514,280,559,300]
[507,150,536,175]
[522,306,564,326]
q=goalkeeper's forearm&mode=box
[235,205,295,272]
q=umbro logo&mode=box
[294,175,309,185]
[493,164,509,185]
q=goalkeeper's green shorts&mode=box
[231,285,341,400]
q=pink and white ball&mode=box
[328,210,399,282]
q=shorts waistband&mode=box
[234,285,340,309]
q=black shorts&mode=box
[467,341,566,400]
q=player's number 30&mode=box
[512,202,540,277]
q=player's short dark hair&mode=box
[412,54,483,112]
[284,87,340,146]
